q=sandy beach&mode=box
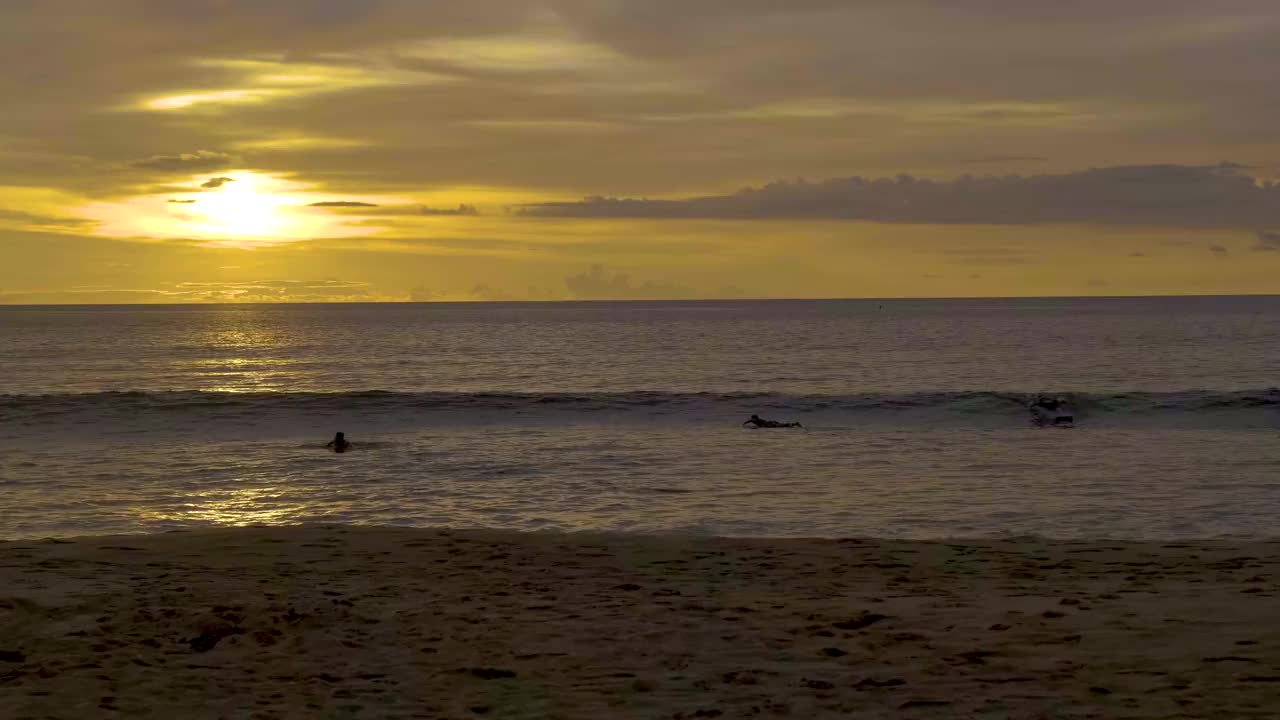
[2,526,1278,719]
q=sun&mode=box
[82,171,386,247]
[183,174,291,238]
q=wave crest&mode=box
[3,388,1277,431]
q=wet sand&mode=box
[2,526,1279,719]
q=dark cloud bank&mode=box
[519,164,1280,228]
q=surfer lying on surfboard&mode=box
[743,414,803,429]
[1029,396,1074,427]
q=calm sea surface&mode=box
[2,298,1278,539]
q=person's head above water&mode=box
[334,432,345,441]
[750,414,761,421]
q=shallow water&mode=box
[2,298,1278,539]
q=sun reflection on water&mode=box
[140,485,309,527]
[176,309,311,392]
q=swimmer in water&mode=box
[325,432,352,453]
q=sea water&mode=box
[1,297,1277,539]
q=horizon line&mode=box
[2,292,1279,308]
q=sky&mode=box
[2,0,1279,303]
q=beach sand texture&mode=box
[2,526,1278,719]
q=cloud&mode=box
[200,177,235,189]
[311,203,480,218]
[130,150,235,172]
[171,279,373,301]
[167,199,196,204]
[519,164,1280,228]
[1253,230,1280,251]
[7,1,1280,205]
[403,283,520,301]
[408,286,436,302]
[0,208,95,230]
[261,279,365,290]
[0,278,376,304]
[0,288,182,304]
[179,279,367,292]
[564,264,691,300]
[421,204,479,216]
[955,155,1050,165]
[468,283,512,300]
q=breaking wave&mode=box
[3,389,1278,432]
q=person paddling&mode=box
[743,414,802,429]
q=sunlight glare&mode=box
[145,89,274,111]
[82,171,390,247]
[184,175,289,238]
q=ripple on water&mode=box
[2,424,1279,540]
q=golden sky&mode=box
[2,0,1279,302]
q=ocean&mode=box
[2,297,1277,540]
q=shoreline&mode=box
[3,525,1278,718]
[7,523,1280,545]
